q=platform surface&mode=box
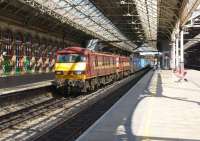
[0,73,54,89]
[76,69,200,141]
[0,80,53,95]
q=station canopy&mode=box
[31,0,136,52]
[22,0,199,52]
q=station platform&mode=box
[76,69,200,141]
[0,73,54,89]
[0,80,53,96]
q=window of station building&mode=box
[3,30,12,42]
[24,33,32,44]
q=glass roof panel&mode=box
[134,0,158,48]
[33,0,137,51]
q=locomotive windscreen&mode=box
[57,54,86,63]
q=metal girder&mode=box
[180,0,200,26]
[133,0,158,48]
[19,0,136,52]
[157,0,182,42]
[14,0,196,51]
[184,33,200,50]
[89,0,195,49]
[89,0,145,44]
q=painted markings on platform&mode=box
[149,72,159,96]
[141,71,159,141]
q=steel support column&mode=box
[175,36,179,71]
[162,53,165,69]
[172,39,176,70]
[180,30,184,75]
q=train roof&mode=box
[56,47,90,55]
[56,47,129,58]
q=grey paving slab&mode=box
[76,70,154,141]
[76,70,200,141]
[134,70,200,141]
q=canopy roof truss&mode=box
[14,0,199,52]
[21,0,137,52]
[134,0,158,48]
[89,0,184,51]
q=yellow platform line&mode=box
[142,99,154,141]
[142,73,158,141]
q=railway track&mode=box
[0,97,67,131]
[33,68,151,141]
[0,85,55,122]
[0,67,151,141]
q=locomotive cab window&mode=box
[57,54,86,63]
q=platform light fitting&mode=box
[128,21,141,25]
[120,0,126,5]
[123,13,132,17]
[136,31,142,33]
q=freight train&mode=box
[132,56,151,71]
[54,47,150,93]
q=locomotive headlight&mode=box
[74,71,85,75]
[55,71,63,75]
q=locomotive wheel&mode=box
[67,86,71,95]
[82,84,88,93]
[58,86,68,95]
[90,79,95,91]
[96,78,100,89]
[84,81,90,93]
[101,77,106,85]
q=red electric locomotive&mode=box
[54,47,131,93]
